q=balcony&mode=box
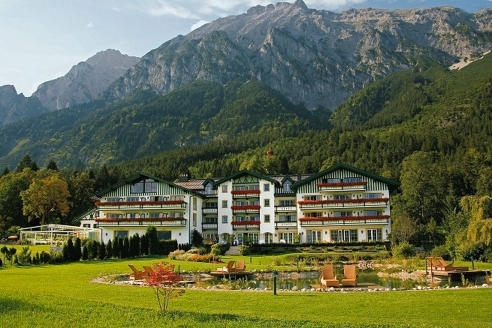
[202,208,218,214]
[317,181,367,192]
[202,222,218,230]
[95,200,186,210]
[298,215,390,227]
[298,198,389,210]
[274,221,298,229]
[231,205,261,214]
[231,220,261,230]
[231,190,261,198]
[274,205,297,213]
[95,217,186,227]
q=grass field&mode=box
[1,247,491,327]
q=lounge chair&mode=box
[235,260,246,272]
[435,257,468,271]
[217,260,236,272]
[128,264,148,280]
[320,265,340,288]
[341,265,357,287]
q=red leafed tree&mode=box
[146,261,185,315]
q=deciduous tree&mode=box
[21,172,71,225]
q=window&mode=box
[305,195,321,201]
[251,216,260,221]
[279,215,295,222]
[107,197,122,202]
[306,230,322,243]
[280,232,294,244]
[305,212,323,217]
[130,179,158,193]
[365,193,380,198]
[193,197,197,210]
[367,229,382,241]
[330,229,358,242]
[364,210,382,216]
[344,177,362,183]
[193,213,197,227]
[282,181,292,193]
[280,200,294,206]
[264,184,270,191]
[222,185,228,193]
[235,186,248,191]
[236,216,245,222]
[157,231,171,240]
[250,185,260,190]
[204,202,217,209]
[115,231,128,239]
[204,183,213,195]
[82,224,90,228]
[222,215,228,224]
[222,200,228,208]
[334,194,351,200]
[264,215,270,223]
[264,199,270,207]
[127,197,139,202]
[335,211,352,217]
[150,213,160,218]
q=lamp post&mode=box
[272,270,278,296]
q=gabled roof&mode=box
[202,178,216,187]
[213,170,279,187]
[96,172,199,197]
[291,163,400,192]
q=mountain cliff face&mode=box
[0,85,48,125]
[104,1,492,110]
[32,49,140,110]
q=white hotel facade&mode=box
[80,163,399,245]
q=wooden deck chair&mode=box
[341,265,357,287]
[128,264,148,280]
[320,265,339,288]
[217,260,236,272]
[435,257,468,271]
[235,260,246,272]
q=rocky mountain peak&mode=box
[32,49,140,110]
[104,5,492,110]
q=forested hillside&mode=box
[0,79,329,169]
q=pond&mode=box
[191,270,426,290]
[190,269,490,290]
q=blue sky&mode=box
[1,0,490,96]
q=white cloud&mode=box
[86,21,94,28]
[191,20,208,31]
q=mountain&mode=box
[0,79,329,169]
[103,1,492,110]
[32,49,140,111]
[0,85,49,125]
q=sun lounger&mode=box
[217,260,236,272]
[320,265,340,288]
[341,265,357,287]
[128,264,148,280]
[235,260,246,272]
[435,257,468,271]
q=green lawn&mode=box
[1,253,492,327]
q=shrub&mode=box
[431,245,451,260]
[392,242,416,259]
[168,250,185,260]
[239,245,250,256]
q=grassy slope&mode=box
[1,253,491,327]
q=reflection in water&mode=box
[198,271,423,290]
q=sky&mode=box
[1,0,490,96]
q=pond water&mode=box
[193,270,490,289]
[193,270,425,290]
